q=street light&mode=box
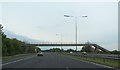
[64,14,87,52]
[56,34,63,51]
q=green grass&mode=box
[2,53,32,61]
[63,53,119,69]
[2,56,14,60]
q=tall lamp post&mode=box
[56,34,63,51]
[64,14,87,52]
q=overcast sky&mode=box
[0,1,118,51]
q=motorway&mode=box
[2,52,116,70]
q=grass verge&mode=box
[2,53,36,61]
[63,53,119,69]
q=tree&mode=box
[81,46,91,52]
[1,24,41,56]
[66,49,75,52]
[111,50,120,54]
[1,24,25,56]
[0,24,2,56]
[0,24,3,35]
[50,48,61,52]
[35,47,41,53]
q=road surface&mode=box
[2,52,115,70]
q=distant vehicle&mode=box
[70,51,73,54]
[37,52,43,56]
[82,52,87,55]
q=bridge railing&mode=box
[30,42,88,44]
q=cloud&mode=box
[3,29,45,44]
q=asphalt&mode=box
[1,52,116,70]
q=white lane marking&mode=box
[78,59,113,68]
[63,55,113,68]
[65,67,70,70]
[87,61,113,68]
[0,55,35,66]
[2,59,23,66]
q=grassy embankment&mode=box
[2,53,36,62]
[63,53,119,69]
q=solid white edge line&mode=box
[0,55,35,66]
[81,60,113,68]
[62,54,114,68]
[65,66,70,70]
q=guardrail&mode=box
[67,53,120,60]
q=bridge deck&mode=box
[27,44,89,46]
[26,43,108,52]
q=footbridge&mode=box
[25,42,109,52]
